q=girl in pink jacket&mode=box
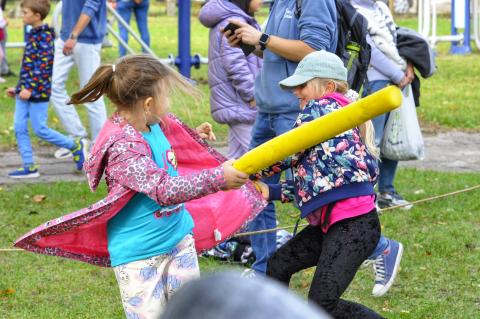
[15,54,266,319]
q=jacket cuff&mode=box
[216,166,229,191]
[391,70,405,85]
[267,184,282,201]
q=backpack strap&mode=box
[295,0,302,19]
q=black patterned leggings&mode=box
[266,211,384,319]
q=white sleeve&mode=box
[0,9,6,29]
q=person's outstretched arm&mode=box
[107,140,248,206]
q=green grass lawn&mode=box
[1,2,480,318]
[1,170,479,318]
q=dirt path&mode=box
[1,131,479,185]
[399,131,480,173]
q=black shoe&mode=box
[377,191,413,210]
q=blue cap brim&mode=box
[279,74,314,89]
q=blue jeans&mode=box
[117,0,151,57]
[369,234,389,259]
[363,80,397,260]
[14,98,76,166]
[363,80,398,194]
[248,111,298,273]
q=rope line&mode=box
[234,184,480,237]
[1,184,479,251]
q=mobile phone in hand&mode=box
[224,22,256,56]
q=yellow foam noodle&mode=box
[233,85,402,174]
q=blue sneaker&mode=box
[8,165,40,179]
[72,138,89,171]
[372,239,403,297]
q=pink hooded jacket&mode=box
[14,113,266,267]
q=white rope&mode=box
[1,184,480,251]
[234,184,480,237]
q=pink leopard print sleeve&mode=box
[106,139,227,206]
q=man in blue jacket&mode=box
[224,0,337,276]
[51,0,108,158]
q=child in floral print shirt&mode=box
[257,51,385,319]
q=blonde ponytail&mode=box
[359,120,379,158]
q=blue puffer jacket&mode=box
[199,0,262,125]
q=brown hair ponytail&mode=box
[68,54,199,111]
[69,65,114,105]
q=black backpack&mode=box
[295,0,371,92]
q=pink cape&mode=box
[14,114,266,267]
[163,116,266,253]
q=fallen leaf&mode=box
[300,280,310,289]
[33,194,46,203]
[0,288,15,297]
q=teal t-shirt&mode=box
[107,124,194,267]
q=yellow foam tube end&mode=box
[233,85,402,175]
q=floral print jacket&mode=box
[259,93,379,218]
[15,113,266,266]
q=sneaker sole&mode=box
[79,139,90,171]
[54,148,73,159]
[377,201,413,211]
[81,139,90,160]
[372,243,404,297]
[8,172,40,179]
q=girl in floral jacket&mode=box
[14,54,266,319]
[256,51,384,318]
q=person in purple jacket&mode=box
[199,0,263,159]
